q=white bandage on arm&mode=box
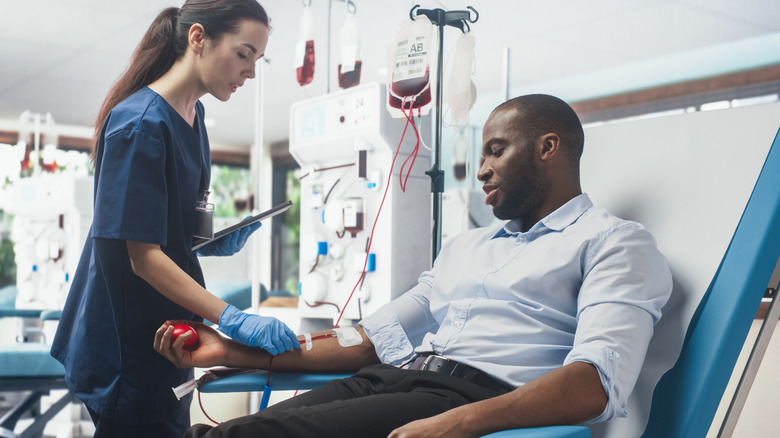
[304,333,313,350]
[333,327,363,347]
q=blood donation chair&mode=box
[0,306,76,438]
[200,123,780,437]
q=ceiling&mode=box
[2,0,780,151]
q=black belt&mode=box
[406,354,512,393]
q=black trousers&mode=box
[185,364,510,438]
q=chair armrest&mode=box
[198,368,352,393]
[40,310,62,321]
[0,308,45,319]
[480,426,590,438]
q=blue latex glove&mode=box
[195,216,261,257]
[217,304,300,355]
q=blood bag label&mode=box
[393,35,428,82]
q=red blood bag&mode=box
[296,6,315,86]
[386,15,434,117]
[338,9,362,89]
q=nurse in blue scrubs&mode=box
[50,1,298,437]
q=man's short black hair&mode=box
[495,94,584,166]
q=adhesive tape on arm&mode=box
[304,333,313,350]
[333,327,363,347]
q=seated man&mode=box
[155,94,672,438]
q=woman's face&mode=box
[199,19,270,102]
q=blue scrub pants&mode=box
[185,364,510,438]
[87,405,190,438]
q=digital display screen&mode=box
[299,104,326,140]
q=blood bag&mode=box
[386,15,434,117]
[296,5,315,87]
[448,31,476,127]
[338,9,362,89]
[453,131,468,181]
[387,85,431,114]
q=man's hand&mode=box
[388,410,474,438]
[154,320,231,368]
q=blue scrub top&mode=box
[51,87,211,423]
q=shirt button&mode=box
[453,320,462,327]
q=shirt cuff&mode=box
[359,303,415,365]
[564,343,626,423]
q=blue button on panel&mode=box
[317,241,328,255]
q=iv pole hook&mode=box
[466,6,479,23]
[409,4,420,20]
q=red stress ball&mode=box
[171,324,198,348]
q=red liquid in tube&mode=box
[338,60,362,89]
[297,40,315,86]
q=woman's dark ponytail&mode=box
[93,8,180,153]
[92,0,269,157]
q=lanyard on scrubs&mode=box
[194,162,214,239]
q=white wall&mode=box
[580,102,780,437]
[198,217,253,282]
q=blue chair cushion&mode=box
[0,343,65,377]
[0,308,43,318]
[480,426,590,437]
[199,369,352,393]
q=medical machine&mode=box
[9,175,92,340]
[289,83,431,326]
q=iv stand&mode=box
[409,5,478,262]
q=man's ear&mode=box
[537,133,561,162]
[188,24,206,54]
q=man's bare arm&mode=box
[154,321,380,372]
[388,361,607,438]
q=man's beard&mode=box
[492,163,547,222]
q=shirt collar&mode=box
[491,193,593,239]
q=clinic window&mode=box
[209,164,253,218]
[270,162,300,296]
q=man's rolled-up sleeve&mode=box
[360,272,439,365]
[564,223,672,422]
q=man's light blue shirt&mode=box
[360,193,672,422]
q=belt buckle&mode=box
[418,355,436,371]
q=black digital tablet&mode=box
[192,200,293,251]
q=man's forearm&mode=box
[223,326,381,372]
[463,361,606,432]
[389,361,607,438]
